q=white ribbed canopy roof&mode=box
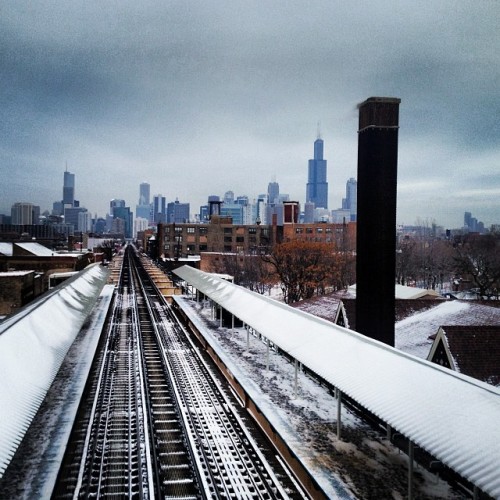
[0,264,109,478]
[174,265,500,498]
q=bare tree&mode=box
[209,253,275,295]
[453,233,500,299]
[262,240,338,304]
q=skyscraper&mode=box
[355,97,401,347]
[139,182,150,206]
[11,202,35,225]
[136,182,151,220]
[306,135,328,209]
[63,170,75,207]
[267,181,279,205]
[153,195,166,223]
[167,199,190,223]
[342,178,357,222]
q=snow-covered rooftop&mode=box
[0,243,13,256]
[0,264,109,478]
[15,242,55,256]
[349,283,441,299]
[396,300,500,358]
[0,271,34,277]
[174,265,500,499]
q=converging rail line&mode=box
[52,246,304,499]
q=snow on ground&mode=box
[177,296,466,500]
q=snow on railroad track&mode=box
[52,245,305,499]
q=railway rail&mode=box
[53,246,305,499]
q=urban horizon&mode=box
[2,167,494,234]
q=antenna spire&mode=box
[317,121,322,140]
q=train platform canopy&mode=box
[174,265,500,499]
[0,264,109,479]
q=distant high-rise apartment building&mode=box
[306,135,328,209]
[113,206,133,238]
[136,182,151,221]
[236,195,249,206]
[153,195,166,223]
[223,191,235,205]
[167,199,190,223]
[267,181,280,205]
[64,207,88,230]
[11,202,35,225]
[139,182,150,205]
[464,211,484,233]
[342,178,357,222]
[221,205,244,224]
[110,199,126,211]
[303,201,315,223]
[63,170,75,207]
[355,97,401,347]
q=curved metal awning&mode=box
[174,265,500,498]
[0,264,109,478]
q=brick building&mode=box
[157,216,278,258]
[0,242,94,289]
[0,271,44,315]
[157,216,356,259]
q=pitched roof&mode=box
[15,242,54,256]
[0,243,13,256]
[396,300,500,358]
[292,294,441,333]
[433,326,500,386]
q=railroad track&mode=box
[53,246,304,499]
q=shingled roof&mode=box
[427,325,500,386]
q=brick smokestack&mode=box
[355,97,401,346]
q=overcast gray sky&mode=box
[1,0,499,228]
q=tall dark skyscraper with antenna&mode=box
[306,134,328,209]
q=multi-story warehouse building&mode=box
[157,211,355,259]
[157,216,277,258]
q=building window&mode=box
[224,245,232,252]
[224,236,232,243]
[187,227,195,233]
[316,227,323,233]
[224,227,232,234]
[236,236,244,243]
[295,228,303,234]
[187,244,195,252]
[175,226,182,233]
[199,227,208,235]
[248,227,257,234]
[306,228,313,234]
[199,244,207,251]
[325,228,332,233]
[165,244,170,250]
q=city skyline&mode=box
[1,2,498,228]
[1,167,493,232]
